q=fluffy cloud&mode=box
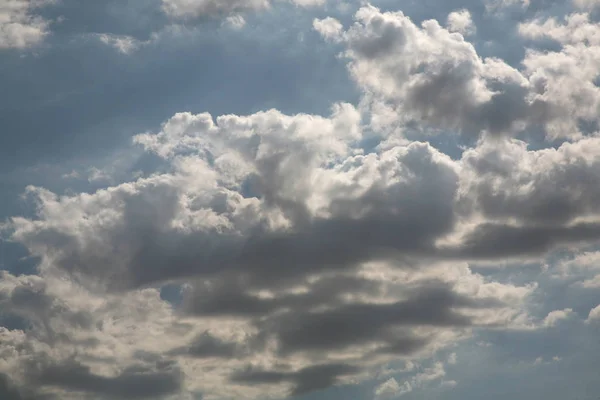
[313,17,343,42]
[317,5,600,139]
[316,6,531,137]
[586,304,600,323]
[0,0,52,49]
[543,309,575,327]
[446,9,475,36]
[1,102,538,398]
[4,2,600,399]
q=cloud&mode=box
[0,373,32,400]
[231,363,360,396]
[378,361,449,398]
[586,304,600,323]
[572,0,600,10]
[5,1,600,399]
[447,352,457,364]
[446,9,475,36]
[447,136,600,260]
[543,309,575,327]
[97,34,142,54]
[162,0,324,20]
[32,359,183,399]
[375,377,408,398]
[316,5,600,140]
[313,17,343,42]
[317,5,532,137]
[0,0,52,49]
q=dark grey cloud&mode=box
[182,274,383,318]
[460,139,600,225]
[448,222,600,260]
[0,374,30,400]
[260,285,492,355]
[32,360,183,399]
[170,331,242,358]
[231,363,361,396]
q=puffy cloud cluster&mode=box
[3,2,600,399]
[2,101,543,398]
[316,5,600,139]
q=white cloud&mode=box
[0,0,52,49]
[316,6,532,137]
[223,14,246,29]
[375,378,406,398]
[447,9,475,36]
[316,6,600,140]
[2,101,539,398]
[543,309,575,327]
[586,304,600,323]
[313,17,343,42]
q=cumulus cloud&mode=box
[375,377,406,398]
[316,5,600,139]
[446,9,475,36]
[1,102,538,397]
[586,304,600,323]
[5,2,600,399]
[0,0,52,49]
[313,17,343,42]
[543,309,575,327]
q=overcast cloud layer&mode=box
[2,0,600,399]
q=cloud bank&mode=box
[2,1,600,399]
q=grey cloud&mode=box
[331,5,533,137]
[32,360,183,399]
[0,272,94,344]
[324,4,600,140]
[261,285,496,355]
[449,137,600,259]
[12,132,459,292]
[0,374,30,400]
[448,222,600,260]
[231,363,361,396]
[162,0,269,19]
[170,331,242,358]
[182,273,383,318]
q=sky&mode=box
[1,0,600,399]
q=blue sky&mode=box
[2,0,600,399]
